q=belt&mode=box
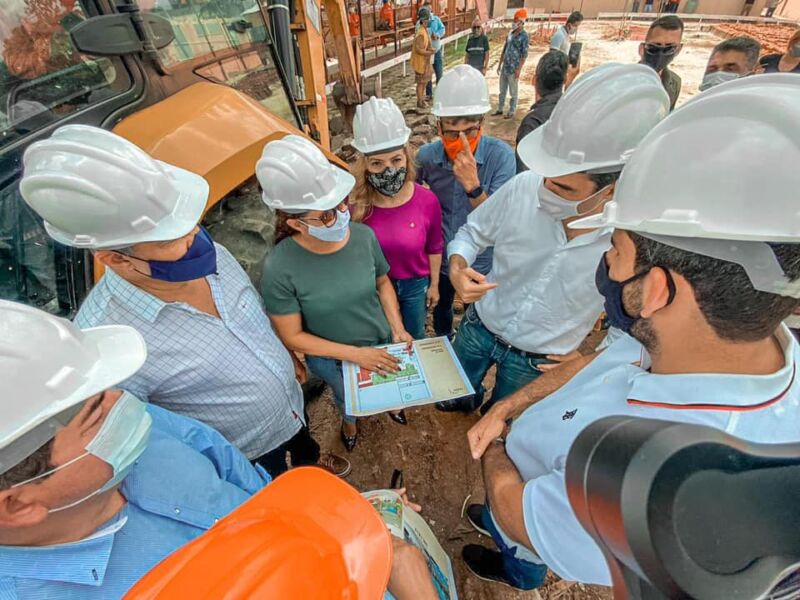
[471,308,549,360]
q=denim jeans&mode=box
[450,305,551,411]
[497,70,519,115]
[482,503,548,590]
[426,47,444,96]
[305,355,356,424]
[433,271,458,337]
[393,276,429,340]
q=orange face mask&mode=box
[442,130,482,162]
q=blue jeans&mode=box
[393,276,429,340]
[426,48,444,96]
[449,306,551,411]
[482,503,548,589]
[497,70,519,115]
[305,355,356,424]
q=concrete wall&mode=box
[777,0,800,19]
[491,0,795,17]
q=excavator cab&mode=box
[0,0,335,316]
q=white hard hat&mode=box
[257,134,355,212]
[352,96,411,155]
[0,301,146,476]
[20,125,209,250]
[432,64,491,117]
[572,74,800,242]
[517,63,670,177]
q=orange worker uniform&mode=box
[380,2,395,28]
[349,10,361,37]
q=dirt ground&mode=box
[308,21,728,600]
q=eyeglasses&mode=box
[440,125,482,141]
[298,200,349,228]
[644,43,679,55]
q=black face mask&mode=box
[367,166,407,197]
[642,44,677,72]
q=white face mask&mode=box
[700,70,740,91]
[12,392,152,513]
[537,180,611,221]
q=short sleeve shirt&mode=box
[502,29,529,74]
[465,33,490,70]
[261,223,392,347]
[549,25,570,54]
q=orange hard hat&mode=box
[514,8,528,20]
[124,467,393,600]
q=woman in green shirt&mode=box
[258,135,412,451]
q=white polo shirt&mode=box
[504,326,800,585]
[447,171,611,354]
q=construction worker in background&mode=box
[700,36,761,91]
[19,125,351,479]
[348,2,361,38]
[350,97,444,344]
[258,135,412,452]
[377,0,394,30]
[549,10,583,55]
[422,0,446,100]
[0,303,438,599]
[412,7,436,108]
[416,65,515,340]
[442,64,669,415]
[464,17,490,75]
[494,9,529,119]
[461,75,800,591]
[639,15,684,110]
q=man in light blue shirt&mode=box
[0,302,440,600]
[417,66,515,339]
[19,125,349,478]
[549,11,583,55]
[422,0,445,99]
[460,75,800,591]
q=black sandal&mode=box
[340,424,358,452]
[388,410,408,425]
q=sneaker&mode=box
[317,452,352,478]
[466,503,491,536]
[462,545,518,589]
[492,110,503,116]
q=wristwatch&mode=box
[466,184,484,199]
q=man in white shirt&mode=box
[460,76,800,590]
[549,11,583,55]
[438,64,669,414]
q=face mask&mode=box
[367,166,408,197]
[699,70,739,91]
[537,180,611,221]
[142,227,218,283]
[594,256,675,334]
[305,207,351,243]
[642,45,677,72]
[792,44,800,58]
[442,130,481,162]
[12,391,152,513]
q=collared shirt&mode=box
[0,404,270,599]
[448,171,610,354]
[515,91,562,173]
[417,135,515,275]
[549,25,570,54]
[427,14,445,50]
[501,28,529,74]
[75,243,304,460]
[505,327,800,585]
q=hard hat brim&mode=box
[431,103,491,117]
[517,122,624,178]
[263,166,355,213]
[0,324,147,472]
[124,467,393,598]
[44,163,210,249]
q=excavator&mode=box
[0,0,364,316]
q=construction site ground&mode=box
[206,20,780,600]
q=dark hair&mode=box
[712,36,761,71]
[535,50,568,96]
[567,11,584,25]
[587,169,621,191]
[630,233,800,341]
[273,210,306,245]
[0,440,53,491]
[648,15,684,36]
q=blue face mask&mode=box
[594,255,675,334]
[13,391,152,512]
[145,227,218,282]
[303,208,351,243]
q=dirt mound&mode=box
[713,22,798,55]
